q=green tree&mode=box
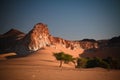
[53,52,75,67]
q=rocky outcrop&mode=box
[78,39,99,49]
[0,23,100,55]
[0,29,25,53]
[51,37,81,50]
[14,23,82,55]
[24,23,51,51]
[79,41,98,49]
[1,22,120,59]
[80,36,120,59]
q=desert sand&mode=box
[0,46,120,80]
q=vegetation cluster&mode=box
[53,52,120,70]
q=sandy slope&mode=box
[0,46,120,80]
[0,57,120,80]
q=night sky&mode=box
[0,0,120,40]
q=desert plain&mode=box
[0,47,120,80]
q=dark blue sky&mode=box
[0,0,120,40]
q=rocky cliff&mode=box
[24,23,51,51]
[14,23,83,55]
[0,23,99,55]
[80,41,99,50]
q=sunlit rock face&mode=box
[0,23,99,55]
[15,23,82,55]
[51,37,81,50]
[79,41,98,49]
[15,23,50,55]
[26,23,51,51]
[26,23,82,51]
[1,22,119,57]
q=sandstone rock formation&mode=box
[0,23,99,56]
[1,22,120,59]
[14,23,83,55]
[79,40,98,49]
[24,23,51,51]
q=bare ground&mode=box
[0,55,120,80]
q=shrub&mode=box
[86,57,100,68]
[99,60,110,69]
[76,57,88,68]
[103,57,120,69]
[76,57,110,69]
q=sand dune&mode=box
[0,46,120,80]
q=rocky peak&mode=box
[31,23,49,35]
[2,28,24,37]
[0,22,100,55]
[23,23,51,51]
[15,23,82,55]
[0,28,25,54]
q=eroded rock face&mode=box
[26,23,51,51]
[79,41,98,49]
[25,23,82,51]
[0,23,100,55]
[15,23,82,55]
[51,37,81,50]
[14,23,50,55]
